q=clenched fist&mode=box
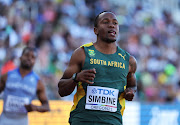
[124,88,136,101]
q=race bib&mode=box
[5,95,30,113]
[85,86,119,112]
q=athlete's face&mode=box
[20,50,36,70]
[94,12,119,43]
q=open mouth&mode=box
[108,30,116,36]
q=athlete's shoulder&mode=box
[118,47,130,55]
[7,68,18,75]
[80,42,93,48]
[31,71,40,81]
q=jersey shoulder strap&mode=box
[80,42,93,48]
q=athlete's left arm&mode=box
[124,55,137,101]
[25,80,50,112]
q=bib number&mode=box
[5,95,30,113]
[85,86,119,112]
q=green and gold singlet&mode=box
[69,42,130,125]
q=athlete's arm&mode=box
[0,73,7,94]
[24,80,50,112]
[58,47,96,97]
[124,55,137,101]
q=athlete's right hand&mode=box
[76,68,96,84]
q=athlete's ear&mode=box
[94,27,98,35]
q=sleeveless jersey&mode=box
[69,42,130,125]
[0,68,39,125]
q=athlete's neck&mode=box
[94,41,117,54]
[19,67,32,78]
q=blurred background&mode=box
[0,0,180,125]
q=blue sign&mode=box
[140,103,180,125]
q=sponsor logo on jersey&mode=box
[118,53,126,60]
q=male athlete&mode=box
[0,47,50,125]
[58,11,137,125]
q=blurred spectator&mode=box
[1,56,16,75]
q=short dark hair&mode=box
[94,11,113,28]
[22,46,37,56]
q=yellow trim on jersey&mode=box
[80,42,93,48]
[70,82,85,112]
[124,85,126,90]
[119,93,125,116]
[119,85,126,115]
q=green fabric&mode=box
[69,44,130,125]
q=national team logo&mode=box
[118,53,126,60]
[88,49,95,57]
